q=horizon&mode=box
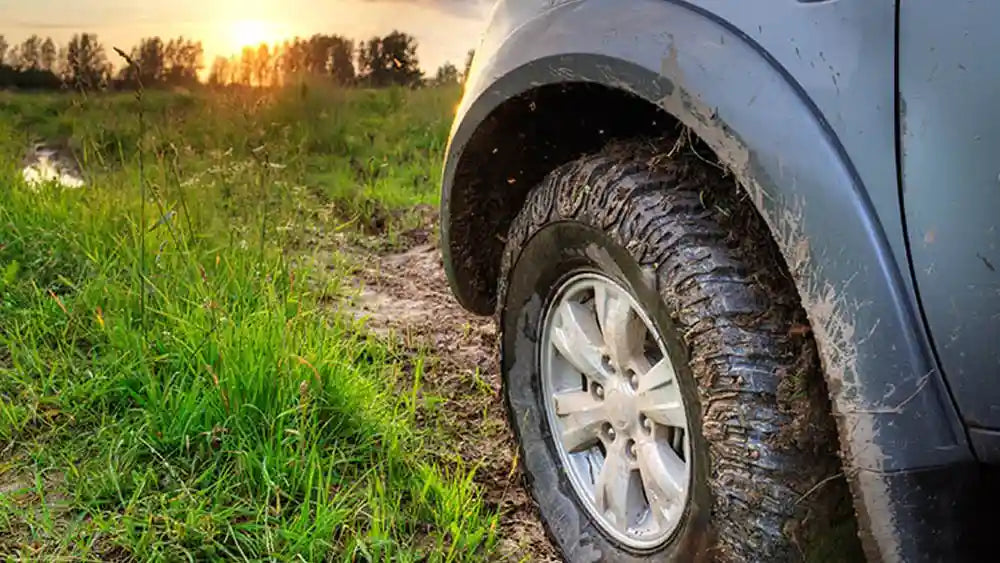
[0,1,493,73]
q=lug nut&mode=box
[601,354,615,373]
[592,383,605,400]
[625,439,637,460]
[603,423,616,441]
[640,414,653,434]
[628,370,639,390]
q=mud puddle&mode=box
[21,142,85,189]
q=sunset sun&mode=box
[227,19,285,50]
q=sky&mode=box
[0,0,494,73]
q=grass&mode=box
[0,83,499,561]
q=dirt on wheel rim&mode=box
[343,235,559,562]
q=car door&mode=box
[899,0,1000,439]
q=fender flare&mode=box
[441,0,975,559]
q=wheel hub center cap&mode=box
[606,387,635,432]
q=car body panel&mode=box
[899,0,1000,431]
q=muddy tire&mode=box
[496,143,861,562]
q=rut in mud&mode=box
[344,240,559,562]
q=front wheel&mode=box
[497,144,862,562]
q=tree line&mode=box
[0,31,474,91]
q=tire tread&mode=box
[498,142,846,562]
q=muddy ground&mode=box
[342,236,559,562]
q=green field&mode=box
[0,85,515,561]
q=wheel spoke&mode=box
[594,439,633,531]
[638,358,686,429]
[553,390,607,452]
[639,358,675,392]
[637,441,686,526]
[551,300,607,382]
[637,388,687,429]
[593,284,645,368]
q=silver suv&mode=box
[440,1,998,561]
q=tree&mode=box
[280,38,304,78]
[7,46,21,70]
[254,43,271,87]
[57,45,69,77]
[207,56,230,87]
[0,34,60,89]
[357,31,422,87]
[128,37,166,85]
[227,55,240,85]
[272,35,354,87]
[65,33,110,90]
[115,36,202,88]
[303,35,327,75]
[164,37,202,86]
[272,51,283,87]
[327,36,355,85]
[18,35,42,69]
[40,38,57,72]
[433,62,459,85]
[238,46,255,86]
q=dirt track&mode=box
[348,241,559,561]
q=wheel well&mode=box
[448,83,675,315]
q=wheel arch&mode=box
[442,0,976,559]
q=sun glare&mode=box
[227,19,285,50]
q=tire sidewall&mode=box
[501,219,714,562]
